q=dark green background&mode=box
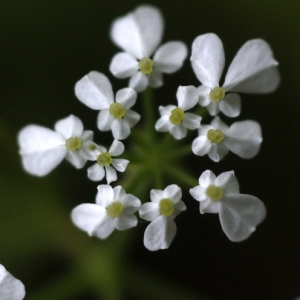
[1,1,299,299]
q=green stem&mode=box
[142,87,156,142]
[165,166,198,188]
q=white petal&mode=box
[223,39,279,93]
[163,184,182,204]
[143,216,177,251]
[199,170,216,188]
[215,171,239,194]
[65,151,87,169]
[206,101,220,116]
[210,116,229,132]
[189,185,207,202]
[158,105,176,116]
[54,115,83,139]
[199,199,220,214]
[105,166,117,184]
[121,194,141,214]
[197,85,211,107]
[75,71,113,110]
[112,185,126,201]
[219,194,266,242]
[110,5,163,58]
[225,120,263,159]
[97,110,114,131]
[153,41,188,73]
[139,202,160,221]
[150,189,164,203]
[109,140,124,156]
[18,125,66,176]
[115,88,137,110]
[155,116,170,132]
[219,93,241,117]
[129,71,149,92]
[182,113,201,130]
[87,164,105,182]
[93,216,115,239]
[79,141,100,160]
[96,184,114,207]
[80,130,94,142]
[111,159,129,172]
[192,136,212,156]
[124,109,141,127]
[176,85,199,111]
[170,123,187,139]
[148,69,163,88]
[111,119,131,140]
[115,214,138,231]
[173,200,187,217]
[109,52,139,78]
[198,125,213,137]
[207,143,229,162]
[191,33,225,88]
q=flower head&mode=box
[71,185,141,239]
[109,5,188,92]
[191,33,280,117]
[75,71,140,140]
[192,116,262,162]
[155,86,202,139]
[189,170,266,242]
[0,264,25,300]
[18,115,93,176]
[139,184,186,251]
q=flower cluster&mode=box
[17,4,279,255]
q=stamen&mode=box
[207,129,224,143]
[139,57,154,75]
[210,87,225,102]
[169,108,185,125]
[106,201,123,218]
[109,103,125,119]
[159,199,174,217]
[65,137,82,151]
[205,185,223,201]
[97,152,112,166]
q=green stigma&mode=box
[106,201,123,218]
[159,199,174,217]
[89,144,96,150]
[65,137,82,151]
[205,185,223,201]
[97,152,112,166]
[210,87,225,102]
[169,108,185,125]
[207,129,224,143]
[139,57,154,75]
[109,103,125,119]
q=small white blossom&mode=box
[192,116,262,162]
[18,115,93,176]
[80,139,129,184]
[191,33,280,117]
[0,264,25,300]
[155,86,202,139]
[190,170,266,242]
[75,71,140,140]
[139,185,186,251]
[71,185,141,239]
[109,5,188,92]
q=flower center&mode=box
[65,137,82,151]
[109,103,125,119]
[106,201,123,218]
[89,144,96,150]
[159,198,174,217]
[205,185,223,201]
[210,87,225,102]
[139,57,154,75]
[97,152,112,166]
[169,108,185,125]
[207,129,224,143]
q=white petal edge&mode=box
[109,52,139,78]
[176,85,199,111]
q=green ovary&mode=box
[207,129,224,143]
[109,103,125,119]
[159,199,174,217]
[106,201,123,218]
[139,57,154,75]
[169,108,185,125]
[210,87,225,102]
[65,137,82,151]
[97,152,112,166]
[206,185,223,201]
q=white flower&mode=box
[155,86,202,139]
[109,5,188,92]
[18,115,93,176]
[0,264,25,300]
[189,170,266,242]
[71,185,141,239]
[191,33,280,117]
[192,116,262,162]
[139,184,186,251]
[75,71,140,140]
[80,139,129,184]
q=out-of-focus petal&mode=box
[163,184,182,204]
[65,151,87,169]
[115,214,138,231]
[189,185,207,202]
[150,189,164,203]
[155,116,170,132]
[206,101,220,116]
[207,143,229,162]
[210,116,229,132]
[111,119,131,140]
[170,123,187,139]
[139,202,160,221]
[198,85,211,107]
[121,194,141,214]
[97,110,114,131]
[215,171,239,194]
[87,164,105,182]
[96,184,114,207]
[54,115,84,139]
[115,88,137,110]
[148,69,163,88]
[199,170,216,188]
[124,109,141,127]
[109,140,124,156]
[219,93,241,117]
[199,199,220,214]
[176,85,199,111]
[129,71,149,92]
[111,159,129,172]
[109,52,139,78]
[105,166,117,184]
[192,136,212,156]
[182,113,201,130]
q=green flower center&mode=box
[109,103,125,119]
[89,144,96,150]
[205,185,223,201]
[159,198,174,217]
[139,57,154,75]
[97,152,112,166]
[106,201,123,218]
[65,137,82,151]
[209,87,225,102]
[169,108,185,125]
[207,129,224,143]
